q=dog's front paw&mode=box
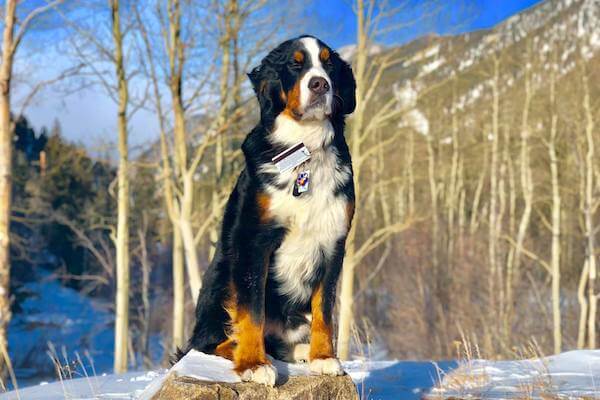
[309,357,344,376]
[239,363,277,386]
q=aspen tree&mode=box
[110,0,131,373]
[548,51,562,354]
[581,63,597,349]
[0,0,64,375]
[338,0,436,360]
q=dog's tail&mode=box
[170,346,188,366]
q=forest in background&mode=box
[0,0,598,386]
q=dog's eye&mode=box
[320,48,332,66]
[292,51,304,68]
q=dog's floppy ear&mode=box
[333,53,356,115]
[248,63,284,125]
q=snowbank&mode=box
[431,350,600,399]
[4,350,598,399]
[0,351,455,400]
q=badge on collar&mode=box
[293,170,310,197]
[271,142,311,173]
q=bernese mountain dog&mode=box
[177,35,356,386]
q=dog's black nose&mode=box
[308,77,329,95]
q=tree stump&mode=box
[151,373,359,400]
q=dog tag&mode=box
[272,143,311,173]
[293,170,310,197]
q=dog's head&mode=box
[248,36,356,125]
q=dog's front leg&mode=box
[309,238,345,376]
[230,241,277,386]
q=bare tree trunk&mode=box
[457,158,466,256]
[337,237,356,361]
[0,0,17,377]
[166,0,203,303]
[488,56,500,317]
[582,65,597,349]
[548,60,561,355]
[137,219,152,368]
[172,227,185,350]
[111,0,130,373]
[178,172,202,302]
[447,82,459,269]
[337,0,367,361]
[470,146,488,234]
[407,130,415,216]
[337,0,420,360]
[497,125,509,339]
[578,259,590,348]
[209,0,235,261]
[134,3,185,348]
[506,57,533,339]
[427,132,445,355]
[428,135,439,283]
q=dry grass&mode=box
[0,340,20,400]
[425,335,580,400]
[46,342,99,399]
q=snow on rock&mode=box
[429,350,600,399]
[142,351,456,400]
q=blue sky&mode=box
[306,0,544,48]
[23,0,544,150]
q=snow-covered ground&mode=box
[9,271,164,386]
[5,277,600,400]
[431,350,600,399]
[2,350,599,399]
[0,350,456,400]
[9,272,115,385]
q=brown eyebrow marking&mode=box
[319,48,330,62]
[294,51,304,63]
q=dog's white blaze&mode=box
[299,37,333,119]
[265,116,351,304]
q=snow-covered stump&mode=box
[137,351,359,400]
[151,373,358,400]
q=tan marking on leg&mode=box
[310,285,335,360]
[257,192,271,224]
[224,282,238,327]
[232,308,268,373]
[214,338,235,360]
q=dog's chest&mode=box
[263,147,351,303]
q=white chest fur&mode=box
[261,117,352,304]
